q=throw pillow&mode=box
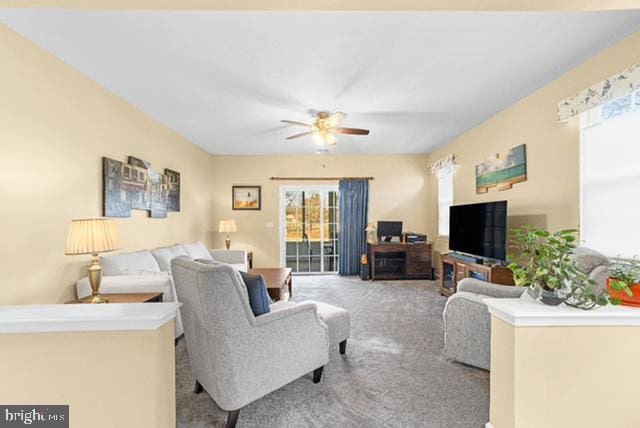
[182,241,214,261]
[151,245,188,273]
[239,271,271,316]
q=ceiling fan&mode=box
[281,111,370,147]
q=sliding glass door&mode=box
[280,186,339,274]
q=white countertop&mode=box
[485,296,640,327]
[0,302,181,333]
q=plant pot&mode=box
[540,289,565,306]
[607,278,640,307]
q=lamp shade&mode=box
[218,219,237,233]
[65,218,120,255]
[365,223,377,232]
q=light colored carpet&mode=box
[176,275,489,428]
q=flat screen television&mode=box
[449,201,507,261]
[377,221,403,242]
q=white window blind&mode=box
[580,91,640,258]
[437,166,454,237]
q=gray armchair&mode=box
[442,247,612,370]
[443,279,524,370]
[171,257,329,427]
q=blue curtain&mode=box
[338,179,369,275]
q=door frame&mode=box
[279,184,339,274]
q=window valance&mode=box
[558,62,640,122]
[430,154,456,175]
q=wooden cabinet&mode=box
[439,254,514,296]
[368,242,433,280]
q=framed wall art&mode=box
[232,186,261,210]
[103,156,180,218]
[475,144,527,194]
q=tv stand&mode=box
[446,252,483,265]
[368,242,433,280]
[439,253,514,296]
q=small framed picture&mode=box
[232,186,261,210]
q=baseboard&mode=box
[485,423,494,428]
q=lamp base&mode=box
[88,253,109,304]
[90,294,110,304]
[225,235,231,250]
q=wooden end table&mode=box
[249,268,292,302]
[66,292,163,304]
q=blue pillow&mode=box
[239,271,271,316]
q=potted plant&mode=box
[607,258,640,307]
[509,227,583,306]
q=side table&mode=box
[66,292,163,304]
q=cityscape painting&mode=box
[475,144,527,194]
[103,156,181,218]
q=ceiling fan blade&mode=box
[281,120,312,128]
[331,127,370,136]
[286,131,315,140]
[326,112,347,127]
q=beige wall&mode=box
[426,31,640,251]
[210,155,430,268]
[0,322,175,428]
[0,24,215,304]
[490,317,640,428]
[4,14,640,304]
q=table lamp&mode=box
[219,219,237,250]
[65,218,120,303]
[365,223,378,244]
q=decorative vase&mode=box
[540,289,565,306]
[607,278,640,307]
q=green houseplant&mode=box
[607,257,640,307]
[508,226,612,308]
[508,227,580,305]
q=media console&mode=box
[439,253,514,296]
[368,242,433,281]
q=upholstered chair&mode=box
[442,247,612,370]
[171,257,329,428]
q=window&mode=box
[280,186,339,273]
[437,166,454,237]
[580,90,640,258]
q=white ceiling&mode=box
[1,10,639,154]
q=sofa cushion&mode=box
[151,245,188,273]
[239,271,271,316]
[76,273,172,300]
[101,250,161,276]
[182,241,214,261]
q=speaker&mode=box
[360,263,370,281]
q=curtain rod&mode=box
[270,177,374,181]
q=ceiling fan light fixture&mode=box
[324,133,337,146]
[281,110,369,150]
[312,132,325,146]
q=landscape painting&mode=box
[233,186,261,210]
[475,144,527,194]
[103,156,180,218]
